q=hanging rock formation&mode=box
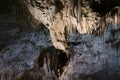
[0,0,120,80]
[20,0,120,51]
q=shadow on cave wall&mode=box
[37,46,69,77]
[90,0,120,16]
[77,67,120,80]
[0,0,42,50]
[90,67,120,80]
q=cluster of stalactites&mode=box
[60,0,82,34]
[63,0,120,48]
[70,0,81,22]
[105,7,120,28]
[64,0,120,33]
[61,0,100,35]
[95,7,120,48]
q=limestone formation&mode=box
[22,0,120,51]
[0,0,120,80]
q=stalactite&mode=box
[95,16,106,48]
[114,12,118,29]
[118,8,120,24]
[70,0,81,22]
[64,1,68,27]
[86,20,91,35]
[105,12,110,25]
[77,0,81,22]
[99,17,104,37]
[70,0,75,17]
[102,18,106,48]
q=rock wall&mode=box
[23,0,120,51]
[0,0,120,80]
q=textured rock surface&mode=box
[24,0,101,50]
[0,0,120,80]
[23,0,120,50]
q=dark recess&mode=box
[37,46,69,77]
[54,0,64,13]
[90,0,120,16]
